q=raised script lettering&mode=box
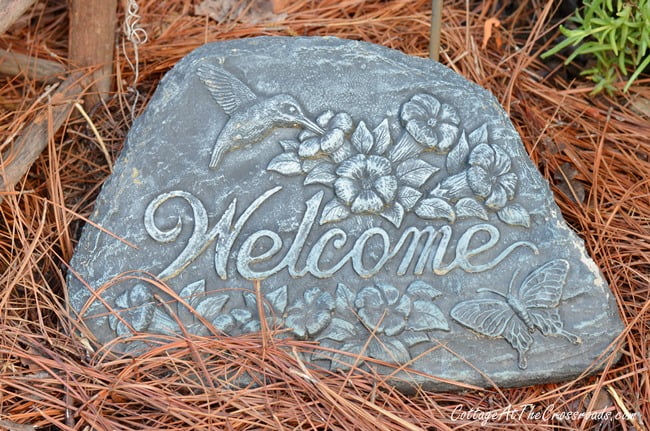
[144,188,538,281]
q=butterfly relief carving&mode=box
[451,259,582,369]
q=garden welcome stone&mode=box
[67,37,623,391]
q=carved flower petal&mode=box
[466,166,491,197]
[334,177,358,205]
[129,303,155,332]
[396,295,412,316]
[298,129,317,141]
[412,93,441,118]
[358,307,382,332]
[316,110,335,128]
[468,143,495,169]
[374,175,397,203]
[382,315,406,337]
[351,190,383,213]
[436,122,460,152]
[330,112,353,133]
[439,103,460,125]
[306,312,332,336]
[285,313,308,338]
[303,287,321,305]
[400,100,428,123]
[320,128,345,153]
[499,172,518,200]
[336,154,366,179]
[115,291,129,309]
[366,155,392,177]
[378,283,400,305]
[355,286,383,310]
[485,184,508,209]
[493,145,512,175]
[406,120,438,148]
[315,291,335,312]
[298,137,321,158]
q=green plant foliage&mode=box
[542,0,650,94]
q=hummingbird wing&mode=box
[196,63,258,115]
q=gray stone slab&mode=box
[67,36,623,391]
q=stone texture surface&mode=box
[67,36,623,391]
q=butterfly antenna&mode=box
[508,268,521,295]
[476,288,506,298]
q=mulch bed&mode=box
[1,0,648,429]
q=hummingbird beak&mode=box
[297,117,325,135]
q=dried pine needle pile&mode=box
[1,0,649,429]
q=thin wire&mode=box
[122,0,148,121]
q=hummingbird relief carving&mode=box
[197,64,325,169]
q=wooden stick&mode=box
[0,73,88,204]
[429,0,443,61]
[69,0,117,104]
[0,49,66,83]
[0,0,37,35]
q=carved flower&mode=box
[108,284,155,337]
[334,154,398,214]
[467,143,517,209]
[355,283,411,336]
[298,111,354,161]
[400,93,460,152]
[285,288,334,338]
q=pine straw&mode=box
[1,0,649,429]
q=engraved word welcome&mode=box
[144,187,538,282]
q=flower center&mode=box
[361,176,375,191]
[427,118,437,127]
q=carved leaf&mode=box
[279,139,300,152]
[498,204,531,228]
[266,285,288,314]
[401,330,430,347]
[469,124,489,148]
[368,338,410,364]
[408,301,450,332]
[405,280,441,301]
[319,199,351,225]
[380,203,404,228]
[319,317,357,342]
[351,121,374,154]
[179,280,206,308]
[335,283,355,313]
[195,293,229,321]
[415,198,456,222]
[455,197,489,220]
[396,159,439,188]
[397,186,422,211]
[267,152,302,176]
[446,131,469,174]
[304,163,336,186]
[372,119,391,155]
[301,159,320,173]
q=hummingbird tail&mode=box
[209,146,225,169]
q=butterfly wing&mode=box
[196,64,258,115]
[450,299,514,337]
[529,308,581,344]
[518,259,569,309]
[503,318,534,369]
